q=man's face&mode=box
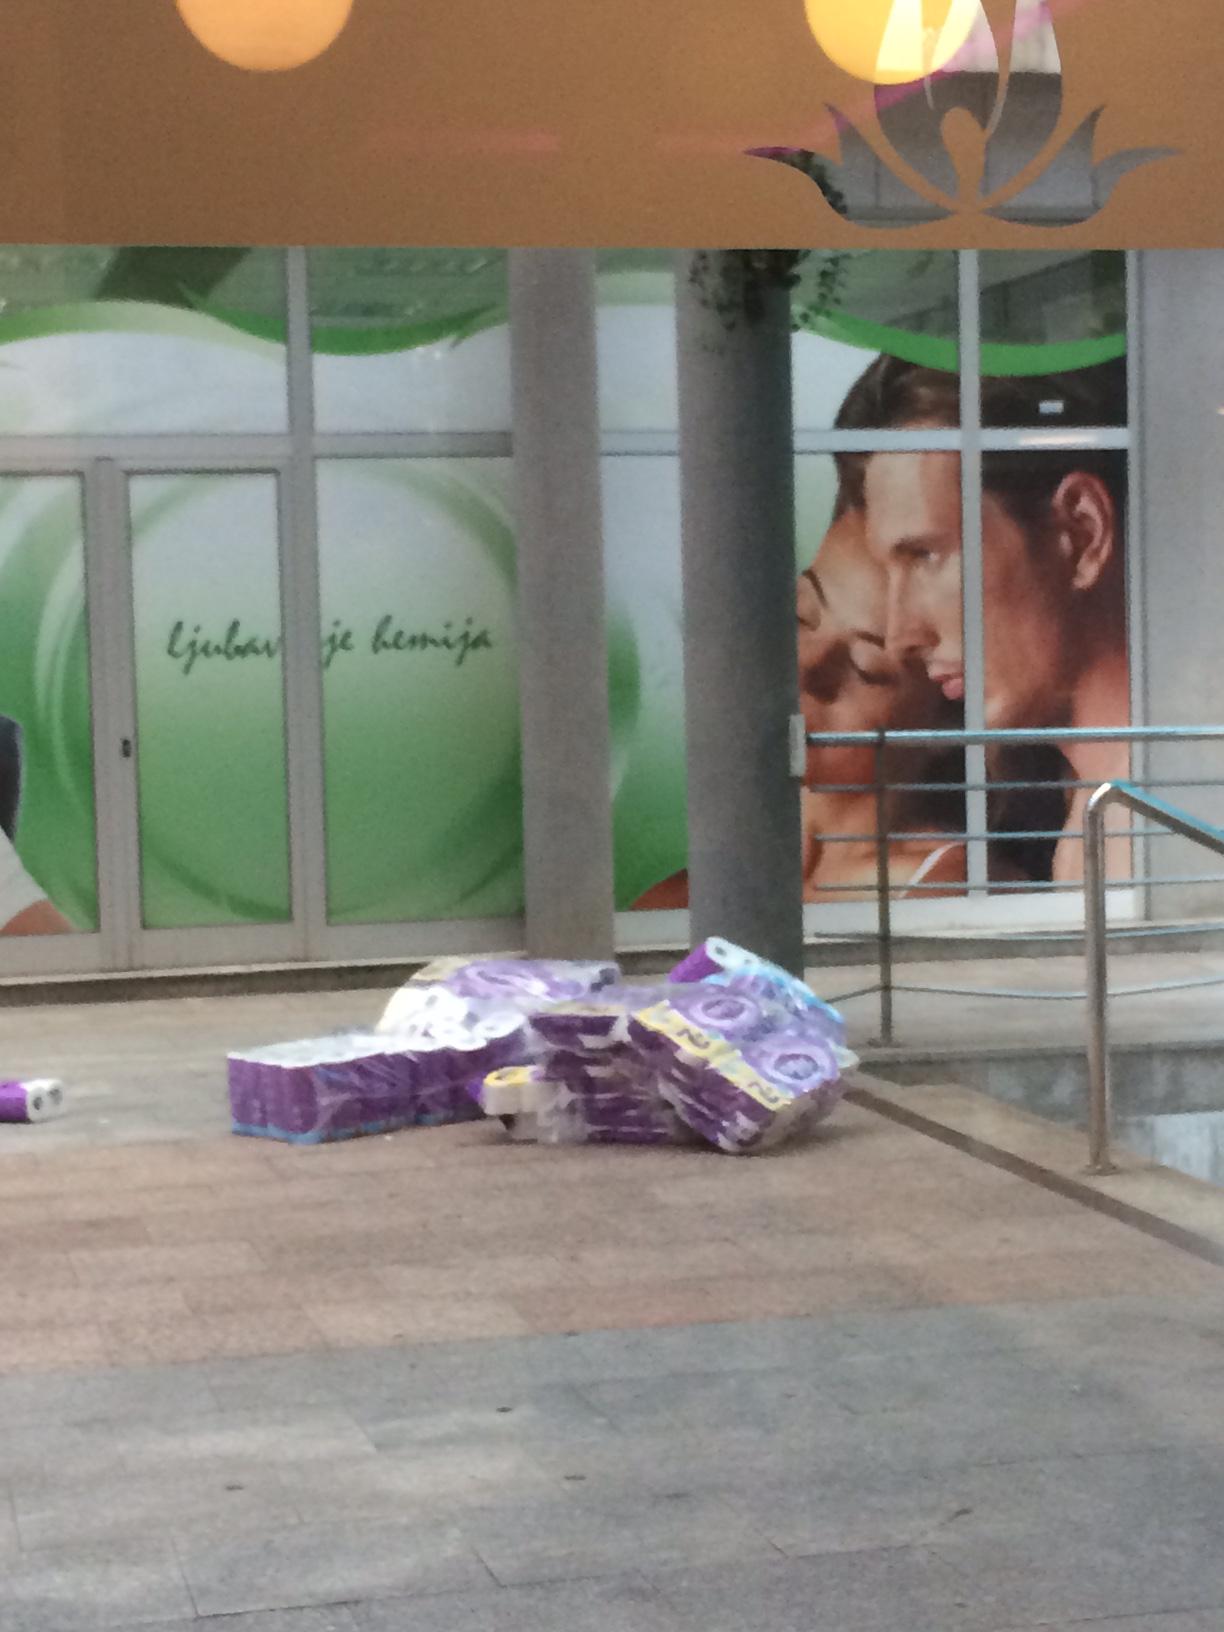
[863,451,966,702]
[863,450,1073,730]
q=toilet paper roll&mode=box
[0,1079,65,1123]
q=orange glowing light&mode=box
[176,0,355,71]
[804,0,984,84]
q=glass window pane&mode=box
[317,458,522,924]
[794,251,960,431]
[131,474,291,929]
[981,446,1132,887]
[980,252,1128,426]
[0,246,288,434]
[597,249,678,436]
[309,249,510,434]
[603,455,685,910]
[810,449,970,901]
[0,476,96,932]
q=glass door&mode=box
[112,464,307,968]
[0,466,113,976]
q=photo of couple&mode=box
[639,349,1129,909]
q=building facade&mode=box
[0,240,1216,977]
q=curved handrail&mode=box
[1085,782,1224,1175]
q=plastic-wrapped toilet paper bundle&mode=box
[229,944,852,1152]
[379,959,620,1033]
[473,1051,683,1149]
[630,984,786,1055]
[0,1079,66,1123]
[630,997,852,1154]
[529,987,685,1146]
[434,959,620,1004]
[229,1005,530,1143]
[530,986,670,1052]
[669,938,846,1039]
[409,953,522,985]
[535,1049,687,1147]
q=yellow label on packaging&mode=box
[633,1003,733,1065]
[634,1003,789,1112]
[484,1066,540,1090]
[715,1054,790,1112]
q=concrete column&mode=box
[675,252,805,973]
[508,250,616,959]
[1136,251,1224,919]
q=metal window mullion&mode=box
[312,432,513,459]
[794,428,964,455]
[1125,250,1151,922]
[88,459,141,969]
[980,428,1129,452]
[0,437,296,466]
[281,246,329,961]
[959,251,988,893]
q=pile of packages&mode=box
[227,938,855,1155]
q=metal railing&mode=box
[1085,781,1224,1175]
[804,725,1224,1171]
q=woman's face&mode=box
[863,449,1072,730]
[797,508,942,785]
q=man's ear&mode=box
[1052,472,1117,591]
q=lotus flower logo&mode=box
[750,0,1176,226]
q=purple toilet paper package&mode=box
[0,1078,66,1124]
[668,938,846,1042]
[381,960,621,1032]
[629,999,849,1154]
[532,1072,686,1147]
[515,986,685,1147]
[434,959,620,1004]
[530,986,675,1053]
[229,1004,529,1143]
[229,944,852,1152]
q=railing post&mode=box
[874,733,895,1047]
[1085,784,1118,1175]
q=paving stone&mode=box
[122,1612,357,1632]
[935,1526,1224,1627]
[649,1546,987,1632]
[0,1541,194,1631]
[193,1356,341,1414]
[463,1490,779,1587]
[576,1367,847,1436]
[713,1465,957,1557]
[986,1615,1224,1629]
[282,1444,552,1520]
[813,1345,1188,1467]
[0,1494,18,1560]
[117,1406,377,1471]
[0,1365,219,1429]
[12,1464,301,1552]
[415,1319,860,1392]
[0,1421,127,1490]
[925,1449,1224,1624]
[351,1574,682,1632]
[177,1520,492,1618]
[351,1380,620,1453]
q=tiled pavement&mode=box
[3,989,1224,1628]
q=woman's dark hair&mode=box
[833,354,1127,541]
